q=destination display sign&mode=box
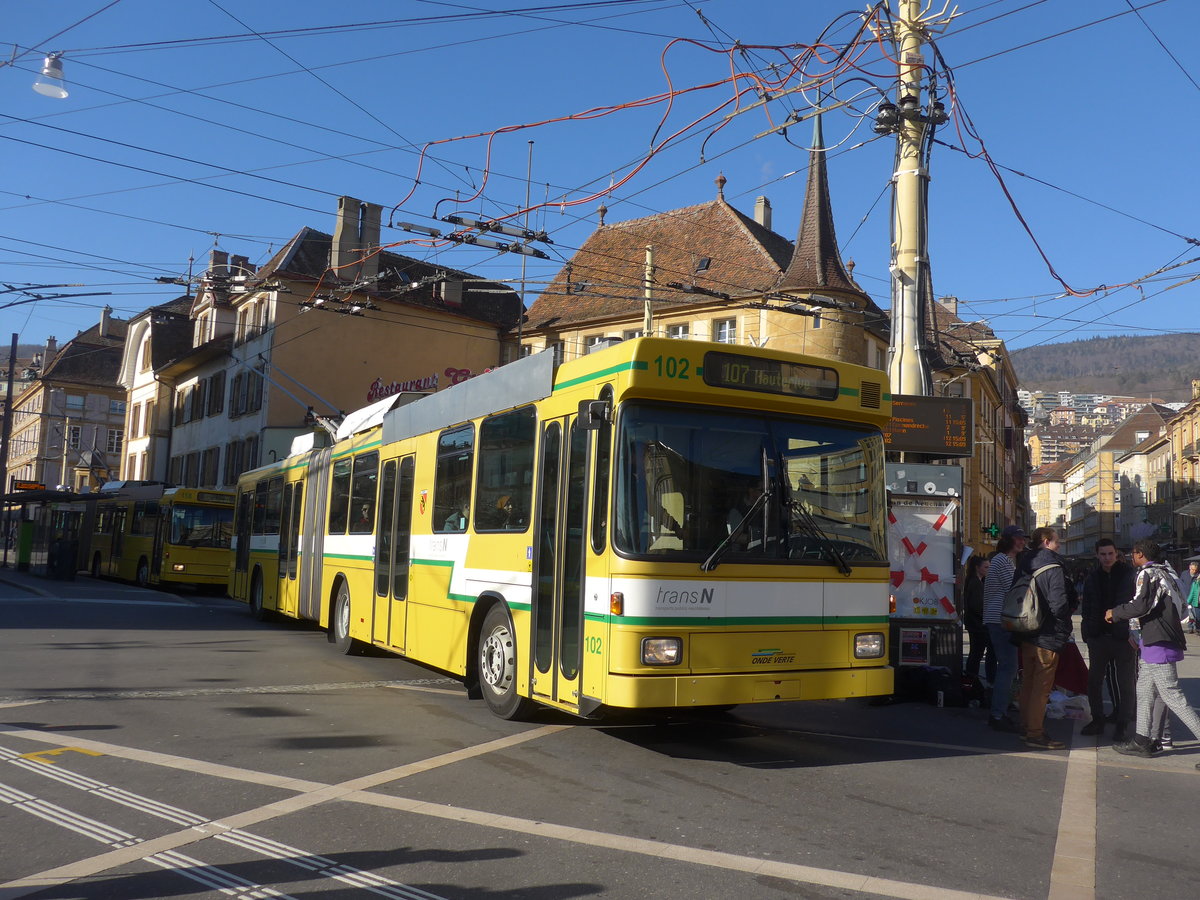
[702,351,839,401]
[882,395,973,457]
[13,480,46,491]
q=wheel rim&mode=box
[137,563,147,585]
[336,593,350,639]
[480,623,514,694]
[251,580,262,612]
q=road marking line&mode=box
[0,780,142,848]
[693,723,1074,764]
[145,849,294,899]
[382,683,465,696]
[345,788,1014,900]
[0,725,564,897]
[1048,739,1097,900]
[2,739,450,900]
[0,721,1013,900]
[0,701,44,710]
[0,677,458,706]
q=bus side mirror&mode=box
[578,399,611,431]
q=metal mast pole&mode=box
[886,0,934,397]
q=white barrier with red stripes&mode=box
[888,498,959,620]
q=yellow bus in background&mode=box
[231,338,893,719]
[86,483,234,589]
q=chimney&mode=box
[1192,379,1200,400]
[331,196,381,283]
[99,306,112,338]
[229,254,250,277]
[754,196,772,231]
[208,249,229,276]
[938,295,959,316]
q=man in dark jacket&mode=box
[1018,526,1075,750]
[1080,538,1136,740]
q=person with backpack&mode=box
[1079,538,1136,740]
[1107,539,1200,765]
[982,526,1026,732]
[1014,526,1076,750]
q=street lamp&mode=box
[32,53,68,99]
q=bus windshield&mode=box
[613,403,887,564]
[169,504,235,548]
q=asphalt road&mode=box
[0,570,1197,900]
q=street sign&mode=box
[882,395,974,457]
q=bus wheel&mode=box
[478,604,532,720]
[249,572,267,621]
[135,558,150,588]
[90,553,101,578]
[331,584,355,655]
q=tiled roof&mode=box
[41,318,129,388]
[260,227,521,329]
[1030,458,1076,483]
[525,196,793,330]
[1103,403,1175,451]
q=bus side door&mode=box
[277,481,302,618]
[373,456,414,651]
[530,416,588,711]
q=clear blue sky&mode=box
[2,0,1197,363]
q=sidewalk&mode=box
[0,565,191,603]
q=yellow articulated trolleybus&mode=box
[231,337,893,719]
[85,483,235,589]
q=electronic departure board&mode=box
[702,351,839,400]
[882,395,973,457]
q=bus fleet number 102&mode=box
[652,355,690,379]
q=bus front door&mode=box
[530,416,588,712]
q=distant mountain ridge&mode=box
[1009,333,1200,401]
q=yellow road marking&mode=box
[19,747,103,765]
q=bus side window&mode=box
[253,480,268,535]
[264,477,283,535]
[287,484,302,579]
[278,483,294,567]
[394,457,414,599]
[328,457,351,534]
[434,425,474,533]
[474,406,535,532]
[349,451,379,534]
[590,385,613,553]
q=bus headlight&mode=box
[641,637,682,666]
[854,632,885,659]
[172,563,186,573]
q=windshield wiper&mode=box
[701,484,771,572]
[783,472,852,576]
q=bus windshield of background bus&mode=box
[169,504,234,548]
[613,404,887,564]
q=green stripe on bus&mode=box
[324,553,373,562]
[839,386,859,396]
[331,438,382,460]
[554,359,648,390]
[412,558,454,568]
[590,614,890,627]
